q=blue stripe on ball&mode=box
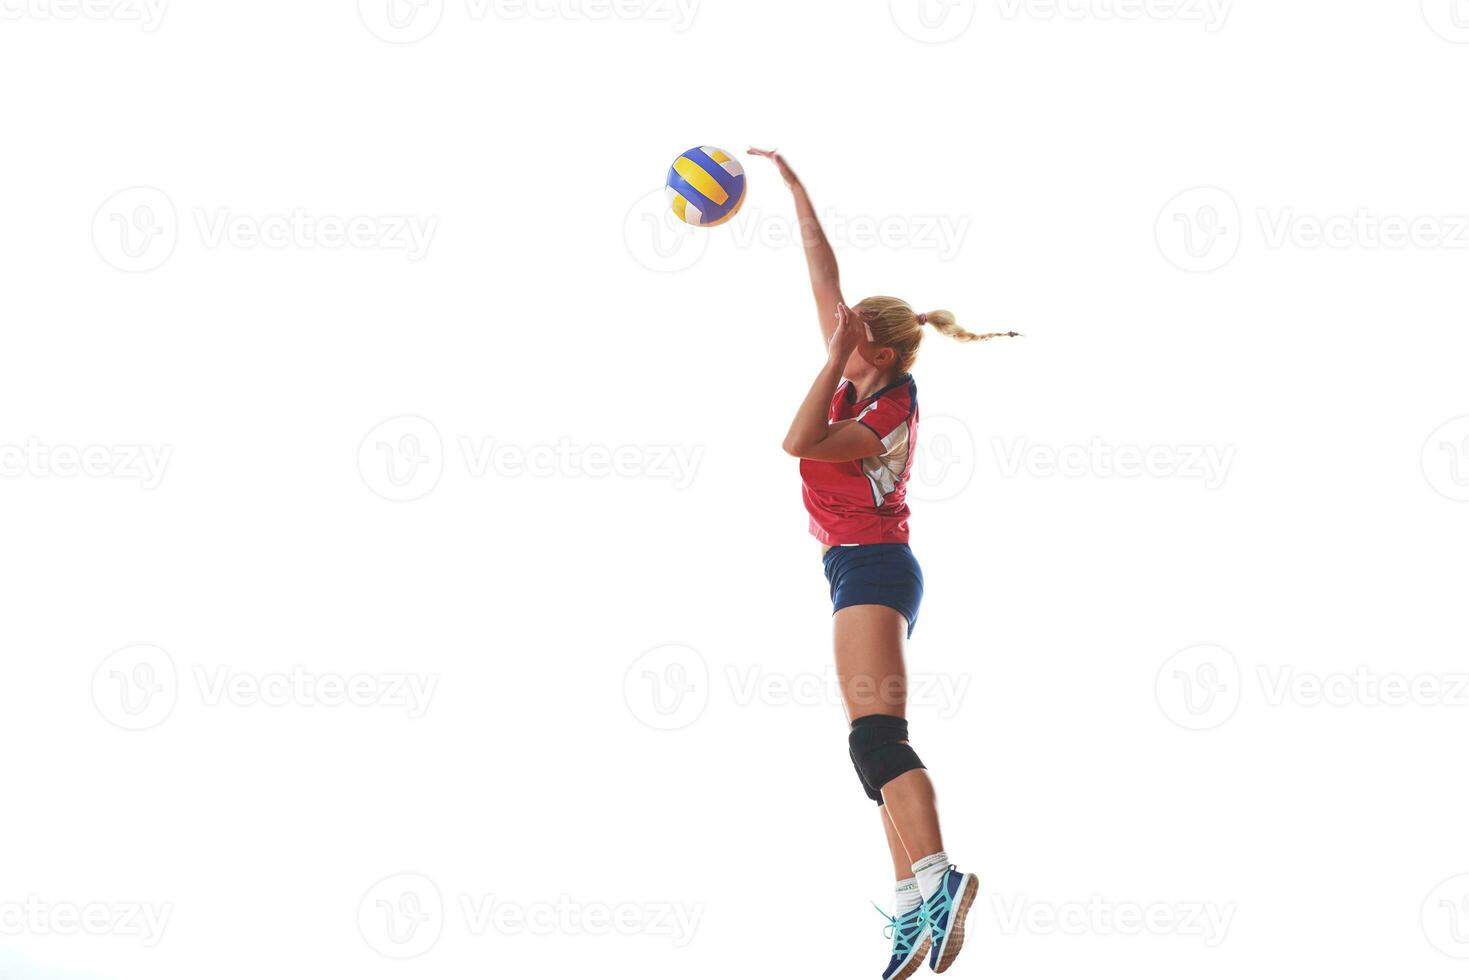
[665,170,735,225]
[681,146,744,201]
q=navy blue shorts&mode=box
[822,543,924,638]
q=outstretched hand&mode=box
[748,147,798,188]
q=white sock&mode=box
[912,852,950,902]
[895,878,921,916]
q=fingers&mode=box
[836,302,873,344]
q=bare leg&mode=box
[880,806,913,880]
[834,604,946,863]
[881,770,943,859]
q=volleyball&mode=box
[665,146,747,228]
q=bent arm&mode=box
[788,419,884,462]
[782,359,883,462]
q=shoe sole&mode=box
[933,875,977,974]
[891,934,931,980]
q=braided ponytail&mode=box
[856,295,1019,373]
[922,309,1020,343]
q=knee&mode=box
[848,714,926,804]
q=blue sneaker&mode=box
[875,902,930,980]
[922,867,978,973]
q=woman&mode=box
[751,147,1015,978]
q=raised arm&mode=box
[749,148,844,345]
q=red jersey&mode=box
[800,374,919,546]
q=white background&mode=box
[3,1,1468,977]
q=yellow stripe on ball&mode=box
[672,156,729,207]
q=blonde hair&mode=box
[855,295,1018,374]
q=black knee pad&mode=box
[848,748,885,805]
[848,714,925,805]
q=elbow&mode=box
[782,436,807,458]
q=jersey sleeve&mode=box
[854,384,915,445]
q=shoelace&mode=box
[873,903,926,956]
